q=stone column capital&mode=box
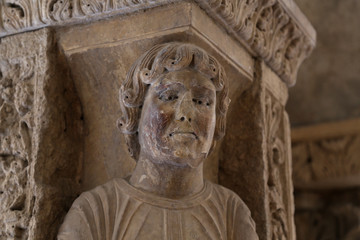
[0,0,315,86]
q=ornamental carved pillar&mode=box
[0,0,315,239]
[0,29,83,239]
[220,61,308,240]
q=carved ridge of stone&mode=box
[0,0,314,85]
[264,91,292,239]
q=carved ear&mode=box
[116,118,123,130]
[207,140,217,157]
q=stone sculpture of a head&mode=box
[58,43,259,240]
[118,43,230,168]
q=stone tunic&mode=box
[57,179,258,240]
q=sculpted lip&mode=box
[169,131,198,139]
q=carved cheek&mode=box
[150,105,173,141]
[195,113,213,138]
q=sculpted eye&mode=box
[159,91,178,102]
[192,98,212,106]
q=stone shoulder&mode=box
[71,179,120,209]
[208,181,251,213]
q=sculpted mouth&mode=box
[169,131,198,139]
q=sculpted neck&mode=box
[129,155,204,199]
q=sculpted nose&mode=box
[179,116,192,123]
[176,93,193,123]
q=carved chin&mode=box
[170,148,205,168]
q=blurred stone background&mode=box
[288,0,360,239]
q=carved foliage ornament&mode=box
[293,134,360,184]
[0,57,35,239]
[264,92,289,240]
[0,0,313,85]
[196,0,313,85]
[0,0,164,31]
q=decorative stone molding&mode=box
[0,28,82,240]
[265,91,289,239]
[264,88,295,240]
[196,0,315,86]
[0,0,315,86]
[292,118,360,189]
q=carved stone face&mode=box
[138,68,216,168]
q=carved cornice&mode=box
[0,0,315,86]
[196,0,315,86]
[292,118,360,189]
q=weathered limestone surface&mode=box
[0,0,315,239]
[0,29,82,239]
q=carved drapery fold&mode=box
[0,0,315,86]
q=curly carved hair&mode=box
[118,43,230,160]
